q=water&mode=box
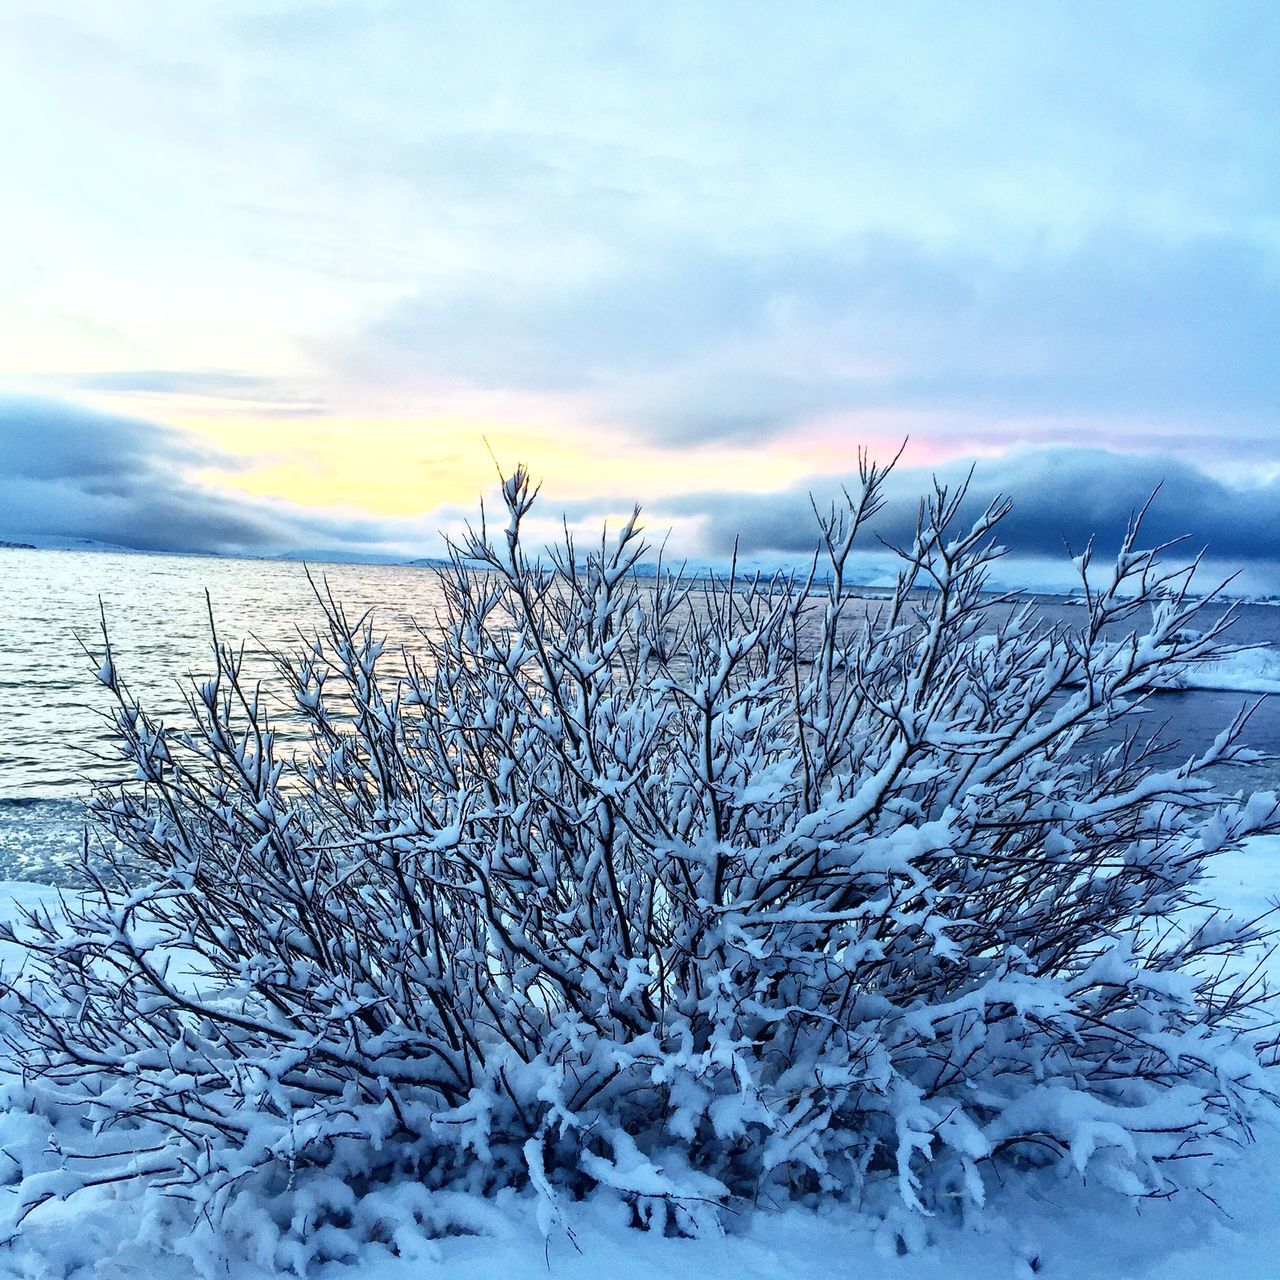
[2,547,1278,882]
[0,548,452,880]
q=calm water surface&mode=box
[2,547,1278,881]
[0,549,452,878]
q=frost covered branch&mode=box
[2,461,1277,1272]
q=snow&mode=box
[0,534,145,554]
[970,633,1280,696]
[0,880,64,970]
[971,638,1280,695]
[4,483,1280,1279]
[1169,645,1280,694]
[2,1123,1279,1279]
[333,1168,1280,1280]
[3,844,1280,1279]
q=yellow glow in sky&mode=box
[173,408,951,520]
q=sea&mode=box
[2,546,1279,883]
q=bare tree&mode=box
[2,459,1277,1271]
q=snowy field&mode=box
[3,838,1279,1280]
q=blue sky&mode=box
[0,2,1277,576]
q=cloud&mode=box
[213,2,1280,256]
[335,231,1280,453]
[60,370,326,414]
[0,397,426,555]
[4,3,1279,482]
[646,446,1280,566]
[3,400,1278,595]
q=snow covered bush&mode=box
[2,458,1278,1272]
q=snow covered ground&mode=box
[2,839,1279,1279]
[4,1149,1279,1280]
[1171,645,1280,695]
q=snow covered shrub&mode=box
[2,458,1278,1270]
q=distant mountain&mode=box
[5,538,1277,602]
[0,536,432,566]
[273,549,418,566]
[0,533,143,553]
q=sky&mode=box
[1,2,1278,583]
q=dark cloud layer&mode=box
[3,399,1277,581]
[649,448,1280,565]
[0,398,402,555]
